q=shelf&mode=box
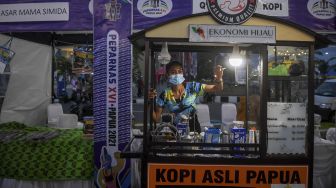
[267,75,308,81]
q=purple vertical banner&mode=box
[93,0,131,188]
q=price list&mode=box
[267,102,306,154]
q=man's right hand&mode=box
[148,88,163,123]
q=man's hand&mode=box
[214,65,224,81]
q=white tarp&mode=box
[0,34,51,125]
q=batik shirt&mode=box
[156,82,206,124]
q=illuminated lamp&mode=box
[229,45,243,67]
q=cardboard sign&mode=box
[148,163,308,188]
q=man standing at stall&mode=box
[149,61,224,132]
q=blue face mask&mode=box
[168,74,185,85]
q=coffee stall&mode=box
[123,1,330,186]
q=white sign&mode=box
[256,0,289,17]
[192,0,207,14]
[189,24,276,44]
[0,2,69,22]
[137,0,173,18]
[267,102,307,154]
[192,0,289,17]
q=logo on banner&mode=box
[137,0,172,18]
[105,0,121,21]
[207,0,257,25]
[307,0,335,19]
[96,147,125,188]
[89,0,93,15]
[191,26,206,40]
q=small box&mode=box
[230,128,246,144]
[230,127,247,157]
[205,128,221,143]
[176,123,188,137]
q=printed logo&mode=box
[206,0,257,25]
[105,0,121,21]
[96,147,126,188]
[89,0,93,15]
[137,0,172,18]
[191,26,206,39]
[307,0,335,19]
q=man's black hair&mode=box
[166,61,183,73]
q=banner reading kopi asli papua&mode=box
[148,163,308,188]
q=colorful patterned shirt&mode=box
[156,82,206,124]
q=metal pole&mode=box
[141,40,150,188]
[51,32,56,102]
[308,44,315,188]
[260,45,268,158]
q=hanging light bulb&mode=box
[158,42,171,65]
[229,45,243,67]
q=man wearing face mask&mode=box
[149,61,224,133]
